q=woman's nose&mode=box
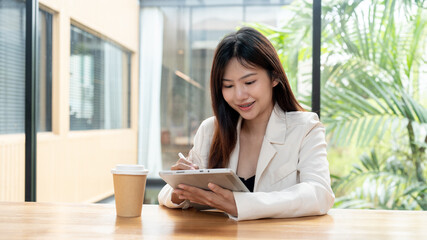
[235,85,248,100]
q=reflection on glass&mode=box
[152,3,293,169]
[37,10,53,132]
[0,0,52,134]
[318,0,427,210]
[70,25,131,130]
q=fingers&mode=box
[170,157,199,170]
[174,184,237,216]
[174,185,214,206]
[208,183,234,205]
[176,184,206,197]
[208,183,237,216]
[208,183,226,196]
[170,162,193,170]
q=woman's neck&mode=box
[241,103,274,137]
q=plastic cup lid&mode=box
[111,164,149,175]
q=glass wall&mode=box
[142,0,427,211]
[318,1,427,210]
[37,10,53,132]
[0,0,52,134]
[1,0,139,203]
[242,0,426,212]
[144,1,304,170]
[0,0,53,201]
[70,25,131,130]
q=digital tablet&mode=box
[159,168,250,192]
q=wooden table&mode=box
[1,202,426,239]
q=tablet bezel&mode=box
[159,168,250,192]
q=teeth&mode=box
[240,102,253,107]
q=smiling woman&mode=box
[222,60,278,123]
[221,58,279,181]
[158,27,335,221]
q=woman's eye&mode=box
[246,80,256,85]
[223,85,233,89]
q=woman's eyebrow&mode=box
[222,73,257,81]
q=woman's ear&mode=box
[272,79,279,87]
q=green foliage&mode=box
[333,148,426,210]
[246,0,314,101]
[250,0,427,210]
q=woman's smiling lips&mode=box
[238,101,255,111]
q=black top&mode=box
[239,175,255,192]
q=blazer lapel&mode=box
[254,139,277,191]
[228,117,242,172]
[254,104,287,191]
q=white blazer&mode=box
[158,104,335,221]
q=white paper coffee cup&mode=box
[111,164,149,217]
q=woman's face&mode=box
[222,57,278,122]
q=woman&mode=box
[158,27,335,221]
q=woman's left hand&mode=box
[173,183,238,217]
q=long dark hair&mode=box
[208,27,303,168]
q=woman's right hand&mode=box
[170,153,199,204]
[171,155,199,170]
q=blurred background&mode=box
[0,0,426,210]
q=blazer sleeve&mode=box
[232,114,335,221]
[158,117,214,208]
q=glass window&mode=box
[0,0,52,134]
[70,25,131,130]
[147,2,298,170]
[319,1,427,210]
[37,9,53,132]
[159,6,243,169]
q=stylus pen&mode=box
[178,152,186,160]
[179,152,197,170]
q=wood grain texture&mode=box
[0,202,426,239]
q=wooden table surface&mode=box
[0,202,426,239]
